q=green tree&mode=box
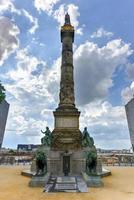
[0,81,6,103]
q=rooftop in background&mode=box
[97,148,132,154]
[17,144,41,152]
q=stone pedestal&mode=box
[82,172,104,187]
[47,149,86,175]
[29,172,50,187]
[51,109,82,151]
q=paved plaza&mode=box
[0,166,134,200]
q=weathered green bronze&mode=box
[35,149,47,176]
[86,150,97,175]
[82,127,97,175]
[82,127,94,147]
[41,127,52,147]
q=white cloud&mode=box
[34,0,60,15]
[1,24,133,149]
[4,48,60,141]
[79,101,131,149]
[67,4,82,35]
[0,16,19,66]
[0,0,21,14]
[8,48,48,96]
[74,39,133,105]
[126,63,134,80]
[121,82,134,104]
[34,1,83,35]
[53,3,83,35]
[91,27,113,39]
[0,2,38,34]
[0,0,12,12]
[121,62,134,104]
[4,37,133,147]
[0,0,39,34]
[0,0,132,149]
[80,101,126,128]
[22,9,39,34]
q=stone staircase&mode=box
[44,176,88,193]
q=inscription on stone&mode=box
[59,138,74,143]
[55,117,78,128]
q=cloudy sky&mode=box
[0,0,134,149]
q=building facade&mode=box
[125,98,134,152]
[0,100,9,148]
[17,144,40,152]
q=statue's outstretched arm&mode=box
[41,130,45,134]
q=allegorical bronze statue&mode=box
[35,149,47,176]
[82,127,97,175]
[41,127,52,147]
[82,127,94,147]
[86,150,97,175]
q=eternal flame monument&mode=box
[26,13,111,192]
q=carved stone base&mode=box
[52,107,82,150]
[51,129,82,150]
[47,150,86,175]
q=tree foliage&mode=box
[0,81,6,103]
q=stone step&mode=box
[55,183,77,191]
[77,177,88,192]
[44,176,88,193]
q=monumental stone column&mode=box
[29,13,107,183]
[51,13,82,150]
[59,13,75,109]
